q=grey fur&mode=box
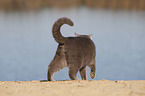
[47,17,96,81]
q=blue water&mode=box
[0,7,145,81]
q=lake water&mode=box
[0,7,145,81]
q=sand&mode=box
[0,80,145,96]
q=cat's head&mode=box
[75,33,92,40]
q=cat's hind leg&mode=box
[69,66,79,80]
[47,45,67,81]
[79,66,87,80]
[47,67,54,81]
[47,57,67,81]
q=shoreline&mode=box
[0,80,145,96]
[0,0,145,11]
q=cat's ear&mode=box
[89,34,93,39]
[75,32,80,37]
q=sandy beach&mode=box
[0,80,145,96]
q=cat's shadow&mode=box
[40,80,69,82]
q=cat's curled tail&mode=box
[52,17,74,44]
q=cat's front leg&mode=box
[88,59,96,79]
[79,66,87,80]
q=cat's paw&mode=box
[90,71,95,79]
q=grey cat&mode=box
[47,17,96,81]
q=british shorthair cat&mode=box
[47,17,96,81]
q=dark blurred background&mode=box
[0,0,145,11]
[0,0,145,81]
